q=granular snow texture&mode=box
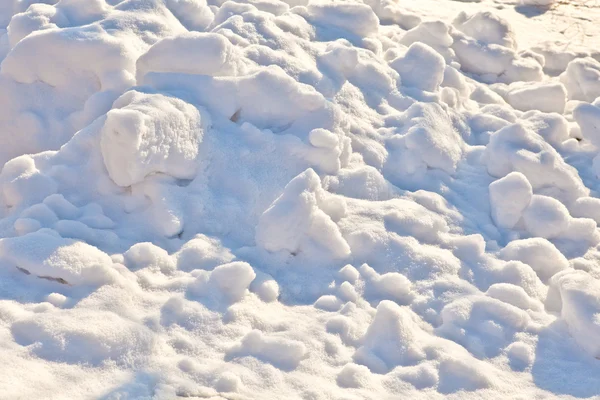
[1,0,600,399]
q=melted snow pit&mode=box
[1,0,600,398]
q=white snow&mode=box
[1,0,600,399]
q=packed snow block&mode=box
[164,0,214,31]
[390,42,445,92]
[324,165,392,201]
[403,103,463,173]
[498,238,568,282]
[11,310,155,365]
[175,234,235,271]
[363,0,420,29]
[124,242,176,274]
[306,2,379,37]
[0,155,57,208]
[100,91,207,187]
[256,169,350,259]
[484,124,588,202]
[337,363,372,388]
[501,54,544,84]
[399,21,454,62]
[573,102,600,147]
[560,57,600,102]
[359,264,414,305]
[136,32,238,82]
[354,301,427,373]
[1,24,134,92]
[250,271,279,302]
[520,111,569,146]
[522,195,570,239]
[546,270,600,358]
[0,230,118,285]
[488,172,532,229]
[506,82,567,114]
[209,262,256,303]
[453,11,516,50]
[236,66,329,130]
[228,330,306,370]
[451,33,515,76]
[437,295,530,358]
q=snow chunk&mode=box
[438,357,493,393]
[250,271,279,302]
[506,82,567,114]
[573,102,600,148]
[489,172,532,229]
[1,24,134,92]
[354,301,426,373]
[228,330,306,370]
[571,197,600,224]
[521,111,570,146]
[175,234,235,271]
[256,169,350,259]
[499,238,568,282]
[484,123,587,202]
[453,11,516,49]
[100,90,207,187]
[385,103,463,180]
[337,363,372,388]
[0,230,118,286]
[546,270,600,358]
[124,242,175,274]
[522,195,570,239]
[136,32,237,82]
[209,262,256,303]
[306,3,379,37]
[11,310,154,365]
[560,57,600,102]
[164,0,214,31]
[390,42,445,92]
[437,296,530,358]
[1,155,57,208]
[486,283,539,311]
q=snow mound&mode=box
[0,230,118,285]
[1,0,600,398]
[12,309,155,365]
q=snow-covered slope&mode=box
[1,0,600,399]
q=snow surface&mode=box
[1,0,600,399]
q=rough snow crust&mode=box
[1,0,600,399]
